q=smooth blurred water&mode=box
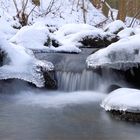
[0,80,140,140]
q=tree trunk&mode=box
[117,0,126,22]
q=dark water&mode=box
[0,81,140,140]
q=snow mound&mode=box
[54,23,97,37]
[117,27,140,39]
[101,88,140,113]
[104,20,126,34]
[117,28,135,39]
[0,34,54,87]
[10,23,50,50]
[53,24,119,49]
[87,34,140,70]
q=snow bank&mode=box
[87,34,140,70]
[101,88,140,113]
[104,20,126,34]
[0,34,54,87]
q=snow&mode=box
[117,28,135,39]
[10,23,50,50]
[117,27,140,39]
[54,23,98,37]
[101,88,140,113]
[104,20,126,34]
[37,0,106,27]
[10,22,108,53]
[87,34,140,70]
[0,18,17,39]
[53,28,104,49]
[0,34,54,87]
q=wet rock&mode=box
[43,71,57,89]
[52,39,61,48]
[116,66,140,89]
[79,33,119,48]
[107,84,121,93]
[109,110,140,122]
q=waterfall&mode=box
[35,49,129,92]
[56,69,101,91]
[55,68,129,92]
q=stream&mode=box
[0,80,140,140]
[0,50,140,140]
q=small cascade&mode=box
[56,69,101,91]
[56,68,129,92]
[35,49,130,92]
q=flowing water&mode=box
[0,50,139,140]
[0,79,139,140]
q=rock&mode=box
[103,33,120,47]
[121,66,140,88]
[109,110,140,122]
[43,70,57,89]
[79,33,119,48]
[79,35,105,48]
[107,84,121,93]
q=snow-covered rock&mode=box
[53,24,119,49]
[117,28,135,39]
[104,20,126,34]
[10,23,50,50]
[101,88,140,113]
[54,23,97,37]
[0,33,54,88]
[87,34,140,70]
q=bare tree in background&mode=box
[13,0,37,26]
[117,0,126,22]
